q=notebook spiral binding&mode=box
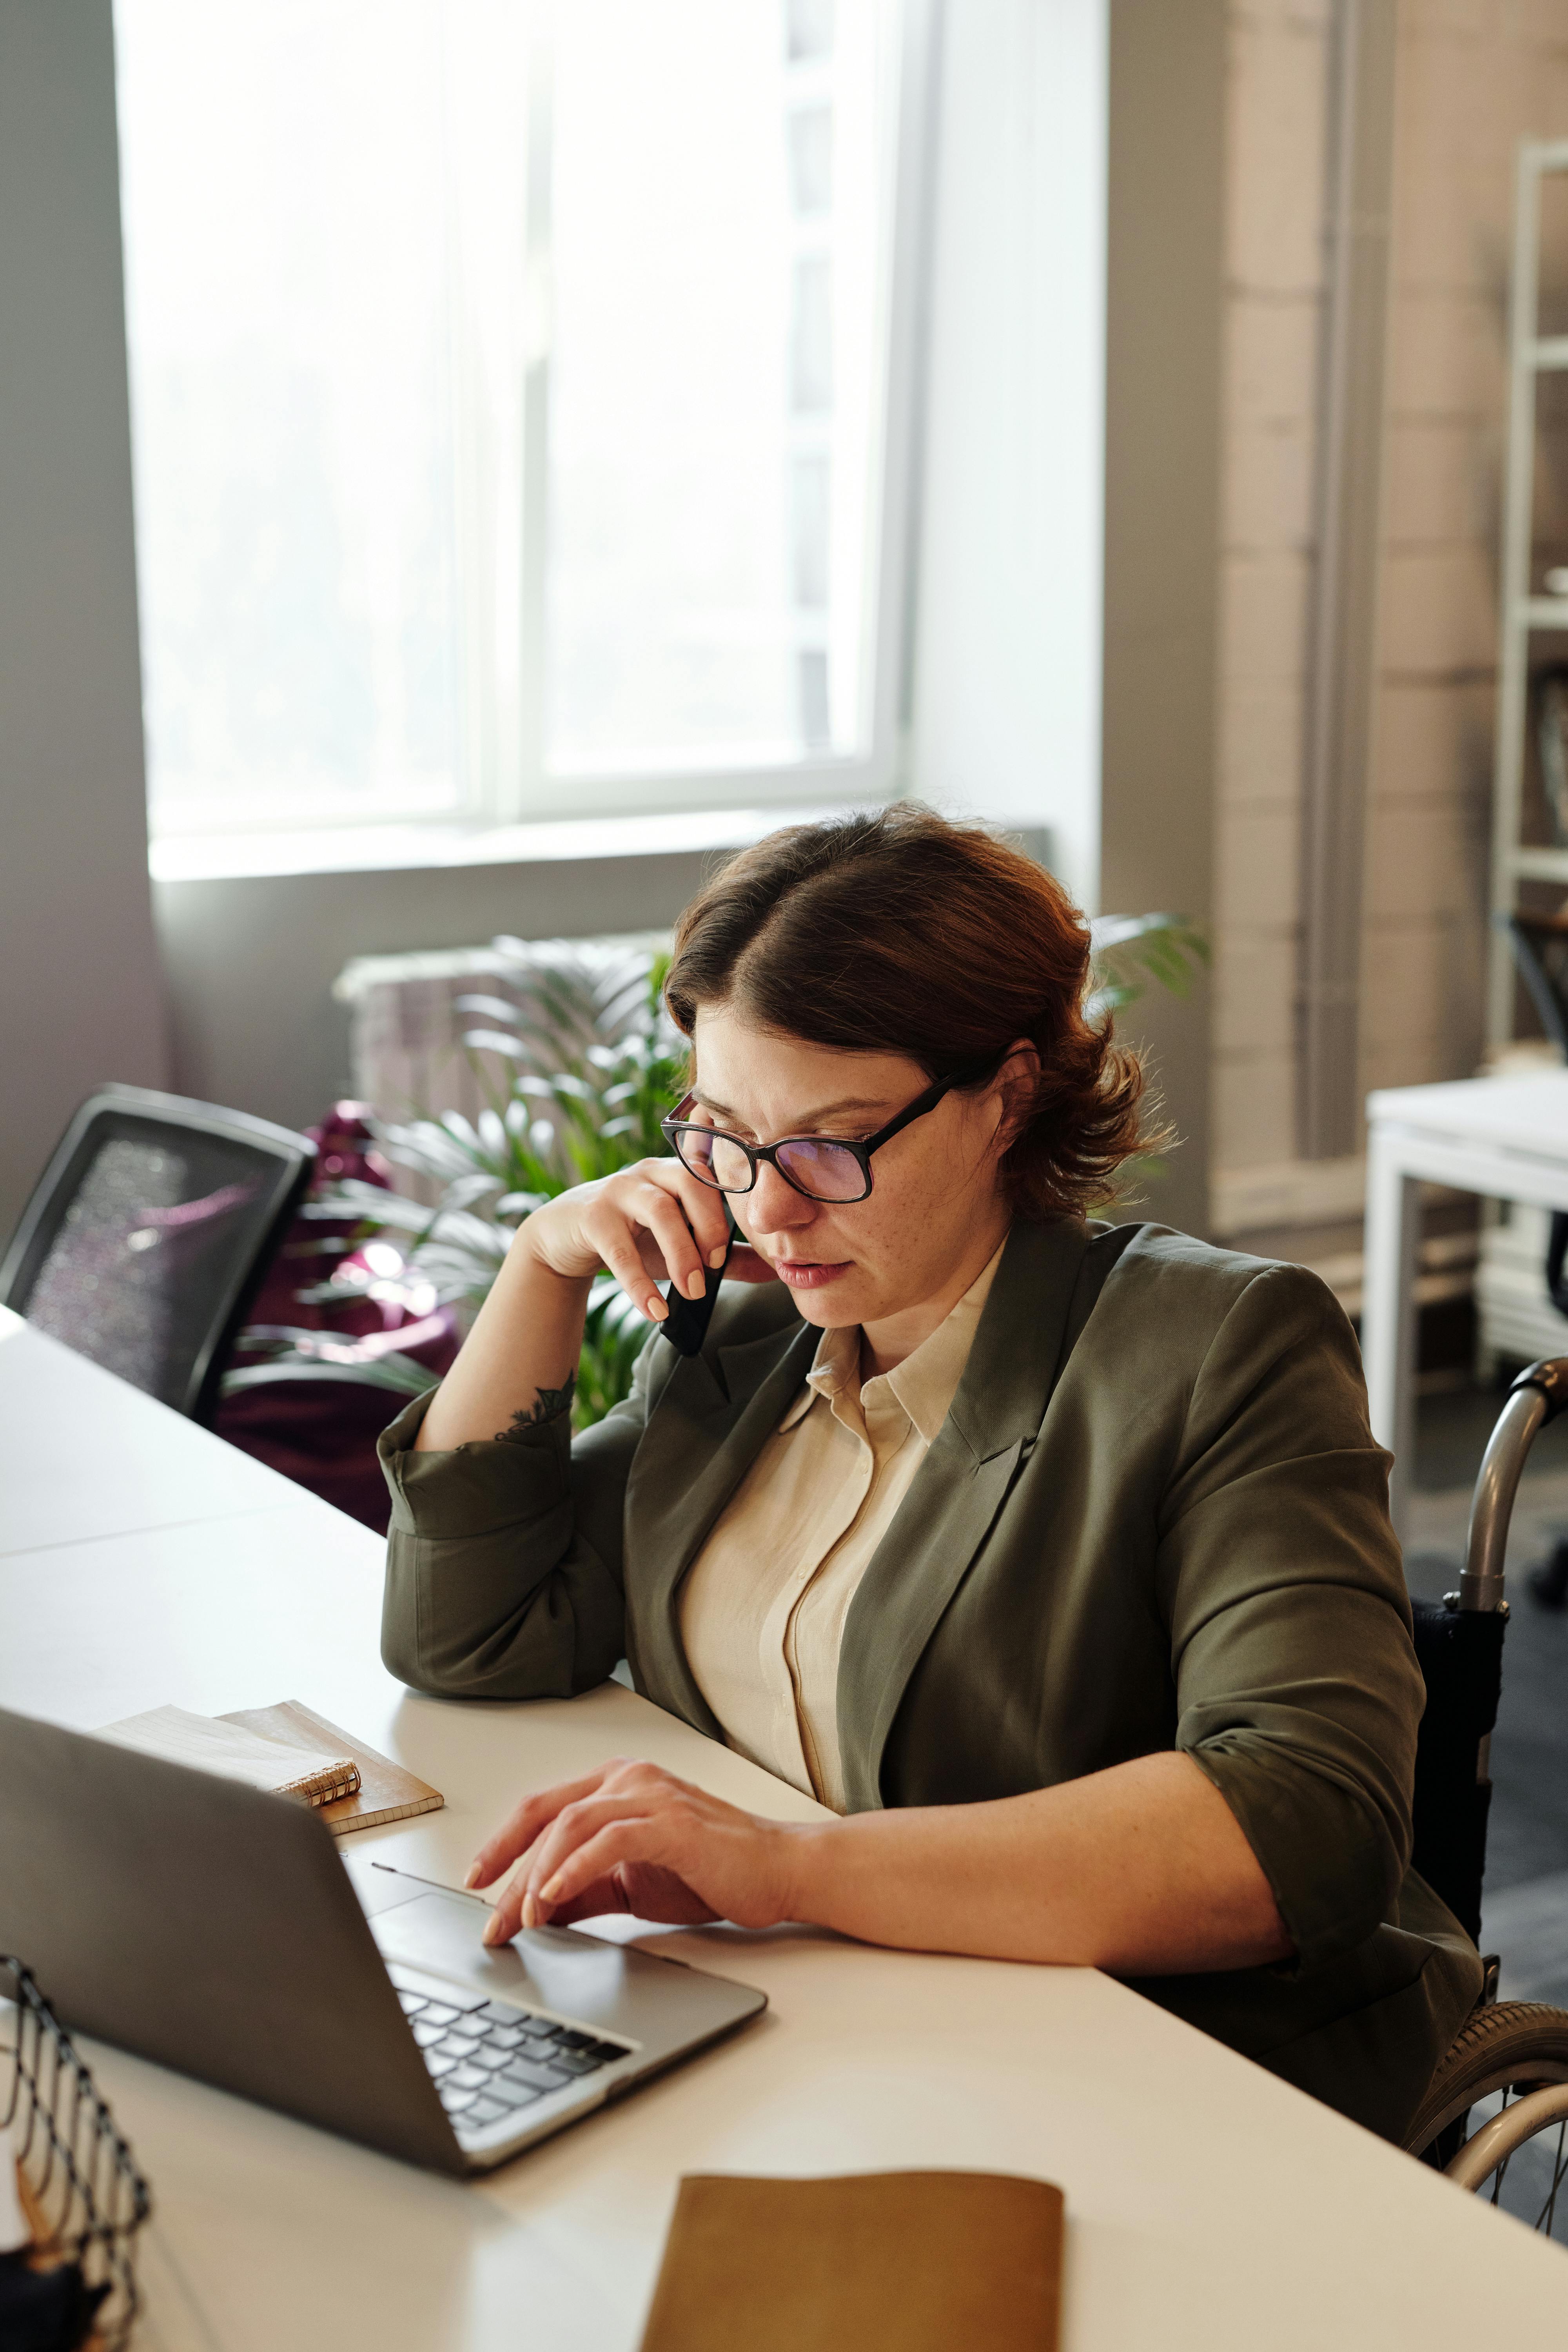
[2,1957,152,2349]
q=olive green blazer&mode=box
[378,1217,1481,2141]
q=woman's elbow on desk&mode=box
[379,1606,620,1705]
[378,1617,484,1702]
[379,1591,572,1704]
[378,1629,589,1704]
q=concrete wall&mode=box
[0,0,167,1235]
[1211,0,1332,1184]
[1209,0,1568,1293]
[1360,0,1568,1101]
[912,0,1227,1246]
[1100,0,1228,1239]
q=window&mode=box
[114,0,926,842]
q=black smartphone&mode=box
[659,1219,737,1357]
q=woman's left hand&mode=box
[466,1757,808,1946]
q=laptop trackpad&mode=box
[372,1891,640,2028]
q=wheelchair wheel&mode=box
[1404,2001,1568,2238]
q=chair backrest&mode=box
[1409,1599,1506,1944]
[1409,1359,1568,1944]
[0,1086,314,1423]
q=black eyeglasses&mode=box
[660,1062,997,1204]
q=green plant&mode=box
[1087,912,1210,1200]
[259,915,1206,1429]
[1086,911,1209,1022]
[254,942,682,1430]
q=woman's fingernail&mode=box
[521,1890,537,1929]
[464,1862,482,1889]
[684,1270,706,1299]
[648,1296,669,1321]
[481,1912,504,1947]
[708,1246,728,1269]
[541,1873,563,1904]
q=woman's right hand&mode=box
[415,1155,776,1451]
[522,1157,775,1325]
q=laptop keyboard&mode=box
[388,1968,632,2135]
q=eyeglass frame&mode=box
[659,1056,1004,1204]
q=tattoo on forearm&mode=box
[495,1371,577,1442]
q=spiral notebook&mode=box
[99,1700,443,1837]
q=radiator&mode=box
[334,933,671,1200]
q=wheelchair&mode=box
[1399,1355,1568,2231]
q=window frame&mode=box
[128,0,941,851]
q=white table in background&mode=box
[2,1303,1564,2348]
[1361,1072,1568,1535]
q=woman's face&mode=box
[688,1004,1015,1330]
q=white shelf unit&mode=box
[1486,138,1568,1029]
[1478,142,1568,1371]
[1476,1199,1568,1373]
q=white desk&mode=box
[2,1304,1564,2345]
[1362,1072,1568,1533]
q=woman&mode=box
[378,806,1480,2142]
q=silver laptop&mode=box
[0,1706,766,2176]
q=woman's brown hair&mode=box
[664,803,1152,1221]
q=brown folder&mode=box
[637,2171,1063,2352]
[219,1701,443,1837]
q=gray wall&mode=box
[1099,0,1226,1238]
[0,0,168,1234]
[154,850,720,1135]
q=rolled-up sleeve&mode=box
[1156,1265,1421,1975]
[376,1344,656,1700]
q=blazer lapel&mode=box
[624,1312,818,1727]
[836,1218,1100,1812]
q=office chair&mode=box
[0,1085,314,1425]
[1400,1357,1568,2231]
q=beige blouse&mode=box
[678,1239,1005,1811]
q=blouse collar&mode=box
[777,1232,1010,1446]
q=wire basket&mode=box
[2,1958,152,2350]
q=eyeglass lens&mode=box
[673,1126,869,1202]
